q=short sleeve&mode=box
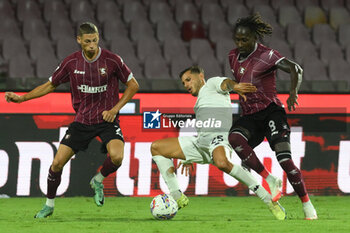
[112,55,133,84]
[206,77,229,94]
[49,59,71,86]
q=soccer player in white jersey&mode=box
[151,66,286,220]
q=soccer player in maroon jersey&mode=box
[5,22,139,218]
[227,14,317,220]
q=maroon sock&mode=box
[229,132,267,175]
[279,159,308,199]
[100,156,121,177]
[47,167,62,199]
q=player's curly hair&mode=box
[234,13,273,41]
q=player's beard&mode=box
[85,50,96,59]
[192,80,203,97]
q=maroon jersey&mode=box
[50,48,132,125]
[228,43,285,115]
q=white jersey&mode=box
[193,77,232,146]
[178,77,233,164]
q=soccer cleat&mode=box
[90,177,104,207]
[267,201,286,220]
[303,203,318,220]
[176,193,189,210]
[267,176,282,202]
[34,205,54,218]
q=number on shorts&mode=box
[211,135,224,146]
[269,120,278,136]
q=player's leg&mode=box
[151,137,188,208]
[35,144,75,218]
[211,145,286,220]
[35,122,93,218]
[212,145,271,204]
[91,122,125,207]
[266,109,317,219]
[229,117,282,201]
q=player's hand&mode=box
[102,109,117,122]
[5,92,24,103]
[287,90,298,111]
[176,161,194,176]
[233,83,257,102]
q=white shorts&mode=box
[178,133,232,164]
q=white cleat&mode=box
[303,202,318,220]
[267,175,282,202]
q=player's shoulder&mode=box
[256,43,281,60]
[206,76,226,88]
[101,48,123,63]
[228,48,239,60]
[60,51,80,66]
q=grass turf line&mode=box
[0,196,349,233]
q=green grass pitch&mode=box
[0,196,349,233]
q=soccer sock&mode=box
[229,164,271,204]
[279,159,308,202]
[265,174,276,183]
[47,167,62,199]
[46,198,55,207]
[152,155,181,200]
[93,172,105,183]
[229,132,270,178]
[100,156,121,177]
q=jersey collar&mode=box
[82,47,102,63]
[238,43,258,63]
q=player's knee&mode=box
[274,142,291,152]
[109,152,123,166]
[51,160,64,172]
[150,141,160,156]
[228,133,241,147]
[229,130,248,147]
[215,159,231,173]
[273,141,292,163]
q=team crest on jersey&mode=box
[239,66,246,74]
[99,67,107,76]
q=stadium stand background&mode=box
[0,0,349,93]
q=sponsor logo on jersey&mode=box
[99,67,107,76]
[77,84,107,93]
[268,49,274,59]
[74,69,85,75]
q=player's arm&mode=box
[276,58,303,111]
[5,81,56,103]
[102,77,139,122]
[221,78,257,101]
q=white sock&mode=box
[46,198,55,207]
[229,164,271,204]
[94,172,105,183]
[302,200,312,208]
[153,155,181,199]
[265,174,275,183]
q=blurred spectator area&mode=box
[0,0,349,92]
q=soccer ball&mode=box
[150,194,178,220]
